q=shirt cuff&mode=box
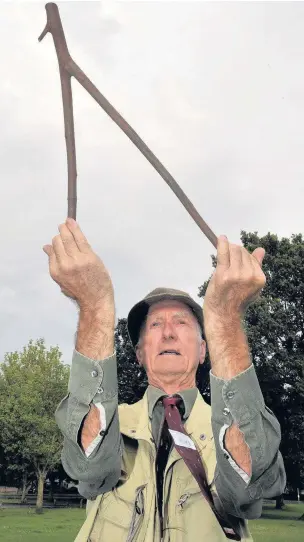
[210,364,265,484]
[210,364,265,426]
[68,349,117,404]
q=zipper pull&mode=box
[176,493,190,509]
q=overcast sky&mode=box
[0,1,303,365]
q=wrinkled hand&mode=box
[43,218,114,312]
[203,235,266,319]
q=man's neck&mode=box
[147,377,196,395]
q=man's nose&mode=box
[162,321,177,339]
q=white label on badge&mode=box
[169,429,196,450]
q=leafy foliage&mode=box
[0,338,69,510]
[115,318,148,404]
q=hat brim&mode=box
[127,292,204,349]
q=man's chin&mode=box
[153,359,187,375]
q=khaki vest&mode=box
[75,391,253,542]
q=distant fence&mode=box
[0,487,18,494]
[0,492,86,508]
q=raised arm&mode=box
[43,218,122,498]
[203,236,286,519]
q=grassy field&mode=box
[249,502,304,542]
[0,502,303,541]
[0,508,84,542]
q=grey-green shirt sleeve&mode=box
[210,364,286,520]
[55,349,122,499]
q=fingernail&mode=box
[66,217,75,225]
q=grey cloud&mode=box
[0,1,303,364]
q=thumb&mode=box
[43,244,53,257]
[252,247,265,267]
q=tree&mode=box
[0,338,69,512]
[198,231,304,507]
[2,454,35,503]
[115,318,147,404]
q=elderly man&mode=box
[44,219,285,542]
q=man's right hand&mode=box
[45,219,115,451]
[43,218,114,314]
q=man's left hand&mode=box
[203,235,266,320]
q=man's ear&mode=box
[136,346,143,366]
[199,339,207,365]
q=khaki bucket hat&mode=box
[127,287,204,349]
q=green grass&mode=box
[0,508,85,542]
[0,502,303,541]
[249,502,304,542]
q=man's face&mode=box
[136,300,206,383]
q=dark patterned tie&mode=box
[163,396,241,541]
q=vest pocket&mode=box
[175,489,241,541]
[90,483,147,542]
[173,488,229,542]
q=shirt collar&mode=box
[147,384,198,420]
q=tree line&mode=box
[0,231,303,512]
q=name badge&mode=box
[169,429,196,450]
